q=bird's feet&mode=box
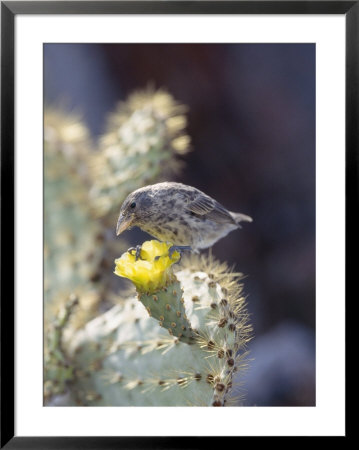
[168,245,192,262]
[128,244,192,262]
[128,245,144,261]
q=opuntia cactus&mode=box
[89,87,191,219]
[43,89,252,407]
[44,88,192,404]
[44,108,103,327]
[44,294,79,403]
[64,243,252,406]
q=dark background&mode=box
[44,43,316,406]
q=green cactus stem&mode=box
[138,281,198,344]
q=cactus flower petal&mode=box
[114,240,180,293]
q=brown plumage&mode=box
[116,182,252,251]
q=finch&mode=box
[116,182,252,252]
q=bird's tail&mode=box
[230,211,253,225]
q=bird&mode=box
[116,182,252,258]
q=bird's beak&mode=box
[116,215,134,236]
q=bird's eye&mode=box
[130,202,136,209]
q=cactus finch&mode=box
[116,182,252,257]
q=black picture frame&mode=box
[1,1,354,447]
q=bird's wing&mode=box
[186,193,236,224]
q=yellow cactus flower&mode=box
[114,240,180,294]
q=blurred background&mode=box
[44,43,315,406]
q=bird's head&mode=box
[116,187,154,236]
